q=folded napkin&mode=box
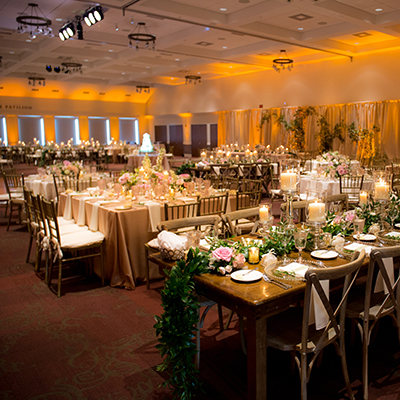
[88,197,110,231]
[144,200,162,232]
[157,231,187,251]
[343,243,372,255]
[77,196,93,226]
[374,258,394,295]
[199,238,211,250]
[277,262,329,330]
[63,192,77,220]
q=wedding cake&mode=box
[140,133,153,152]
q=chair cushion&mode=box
[57,216,76,226]
[0,194,9,201]
[61,230,105,249]
[59,224,88,235]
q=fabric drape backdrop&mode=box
[217,99,400,159]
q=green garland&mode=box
[154,248,210,400]
[176,160,195,176]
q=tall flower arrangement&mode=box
[317,151,350,178]
[52,160,83,176]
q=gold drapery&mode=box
[217,100,400,159]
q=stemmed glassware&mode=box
[353,218,365,240]
[276,228,293,262]
[293,230,308,263]
[386,202,399,228]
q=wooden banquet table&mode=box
[151,239,370,400]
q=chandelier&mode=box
[272,50,294,72]
[128,23,156,51]
[28,75,46,86]
[136,85,150,93]
[45,57,82,74]
[16,3,53,38]
[185,74,201,85]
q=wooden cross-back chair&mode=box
[346,246,400,400]
[30,194,48,275]
[255,162,272,195]
[238,163,256,180]
[3,173,25,230]
[223,206,260,237]
[236,189,262,211]
[267,250,366,400]
[164,201,199,221]
[23,187,36,264]
[40,198,105,297]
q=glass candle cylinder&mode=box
[359,191,368,205]
[280,159,300,193]
[248,247,260,264]
[373,171,392,201]
[259,204,270,222]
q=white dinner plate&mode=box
[353,234,376,242]
[231,269,262,283]
[115,205,132,210]
[311,250,338,260]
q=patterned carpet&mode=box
[1,164,400,399]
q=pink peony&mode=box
[212,247,233,262]
[118,172,130,184]
[333,215,342,225]
[345,211,355,222]
[180,173,190,179]
[233,253,246,269]
[176,178,184,186]
[63,160,71,166]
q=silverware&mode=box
[242,268,257,276]
[263,274,292,290]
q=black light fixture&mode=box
[83,6,104,27]
[16,3,53,38]
[45,58,82,74]
[45,65,52,72]
[272,50,294,72]
[136,85,150,93]
[76,16,83,40]
[128,22,156,51]
[54,66,60,73]
[59,21,75,41]
[185,74,201,85]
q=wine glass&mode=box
[276,229,292,262]
[387,202,399,228]
[293,230,308,263]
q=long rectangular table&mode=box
[150,244,366,400]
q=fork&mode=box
[263,274,292,290]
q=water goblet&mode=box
[293,230,308,263]
[276,229,292,262]
[353,218,365,240]
[387,202,399,228]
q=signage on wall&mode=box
[0,104,33,110]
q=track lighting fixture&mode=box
[83,6,104,27]
[59,21,75,41]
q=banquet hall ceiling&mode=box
[0,0,400,87]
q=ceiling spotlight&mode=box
[45,65,52,72]
[54,66,60,73]
[83,6,104,27]
[59,21,75,41]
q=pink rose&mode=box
[212,247,233,262]
[345,211,355,222]
[333,215,342,225]
[233,253,246,269]
[176,178,184,186]
[63,160,71,166]
[118,172,130,184]
[180,174,190,179]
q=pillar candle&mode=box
[280,171,297,191]
[259,205,269,222]
[375,181,390,200]
[308,201,326,223]
[359,191,368,205]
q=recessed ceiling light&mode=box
[354,42,359,45]
[9,51,14,54]
[375,8,383,11]
[122,72,125,75]
[220,8,227,11]
[298,27,303,30]
[146,66,150,68]
[84,59,89,62]
[108,49,113,52]
[55,18,63,22]
[222,46,227,49]
[175,58,180,61]
[26,39,31,42]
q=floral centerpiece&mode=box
[52,160,83,176]
[118,170,139,189]
[209,244,246,275]
[168,171,190,193]
[322,210,356,236]
[317,151,350,178]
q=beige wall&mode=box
[146,49,400,116]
